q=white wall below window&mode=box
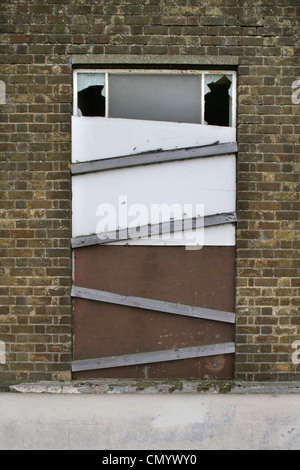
[1,391,300,450]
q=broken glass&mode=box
[77,73,106,117]
[204,74,232,127]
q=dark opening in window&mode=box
[78,85,106,117]
[204,75,231,127]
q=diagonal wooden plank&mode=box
[71,285,236,324]
[71,142,238,175]
[204,212,237,227]
[71,342,235,372]
[71,211,237,248]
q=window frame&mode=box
[73,68,237,128]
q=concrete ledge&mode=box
[71,54,239,67]
[8,379,300,395]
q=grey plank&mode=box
[71,342,235,372]
[71,286,236,324]
[71,142,238,175]
[204,212,237,227]
[71,211,237,248]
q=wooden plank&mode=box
[71,211,237,248]
[71,342,235,372]
[71,286,236,324]
[204,212,237,227]
[71,142,238,175]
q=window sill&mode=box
[8,379,300,395]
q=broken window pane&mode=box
[108,74,201,124]
[204,74,232,127]
[77,73,106,117]
[74,71,236,127]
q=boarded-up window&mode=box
[71,69,237,380]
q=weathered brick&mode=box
[0,0,299,385]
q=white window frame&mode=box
[73,69,236,128]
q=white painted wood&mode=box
[72,154,236,243]
[71,342,235,372]
[73,69,78,118]
[201,73,205,125]
[71,116,236,163]
[230,72,237,128]
[71,285,236,324]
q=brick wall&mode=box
[0,0,299,384]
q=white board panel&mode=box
[72,154,236,246]
[72,116,236,163]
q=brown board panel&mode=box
[74,245,235,312]
[73,298,234,359]
[73,245,235,379]
[73,299,234,379]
